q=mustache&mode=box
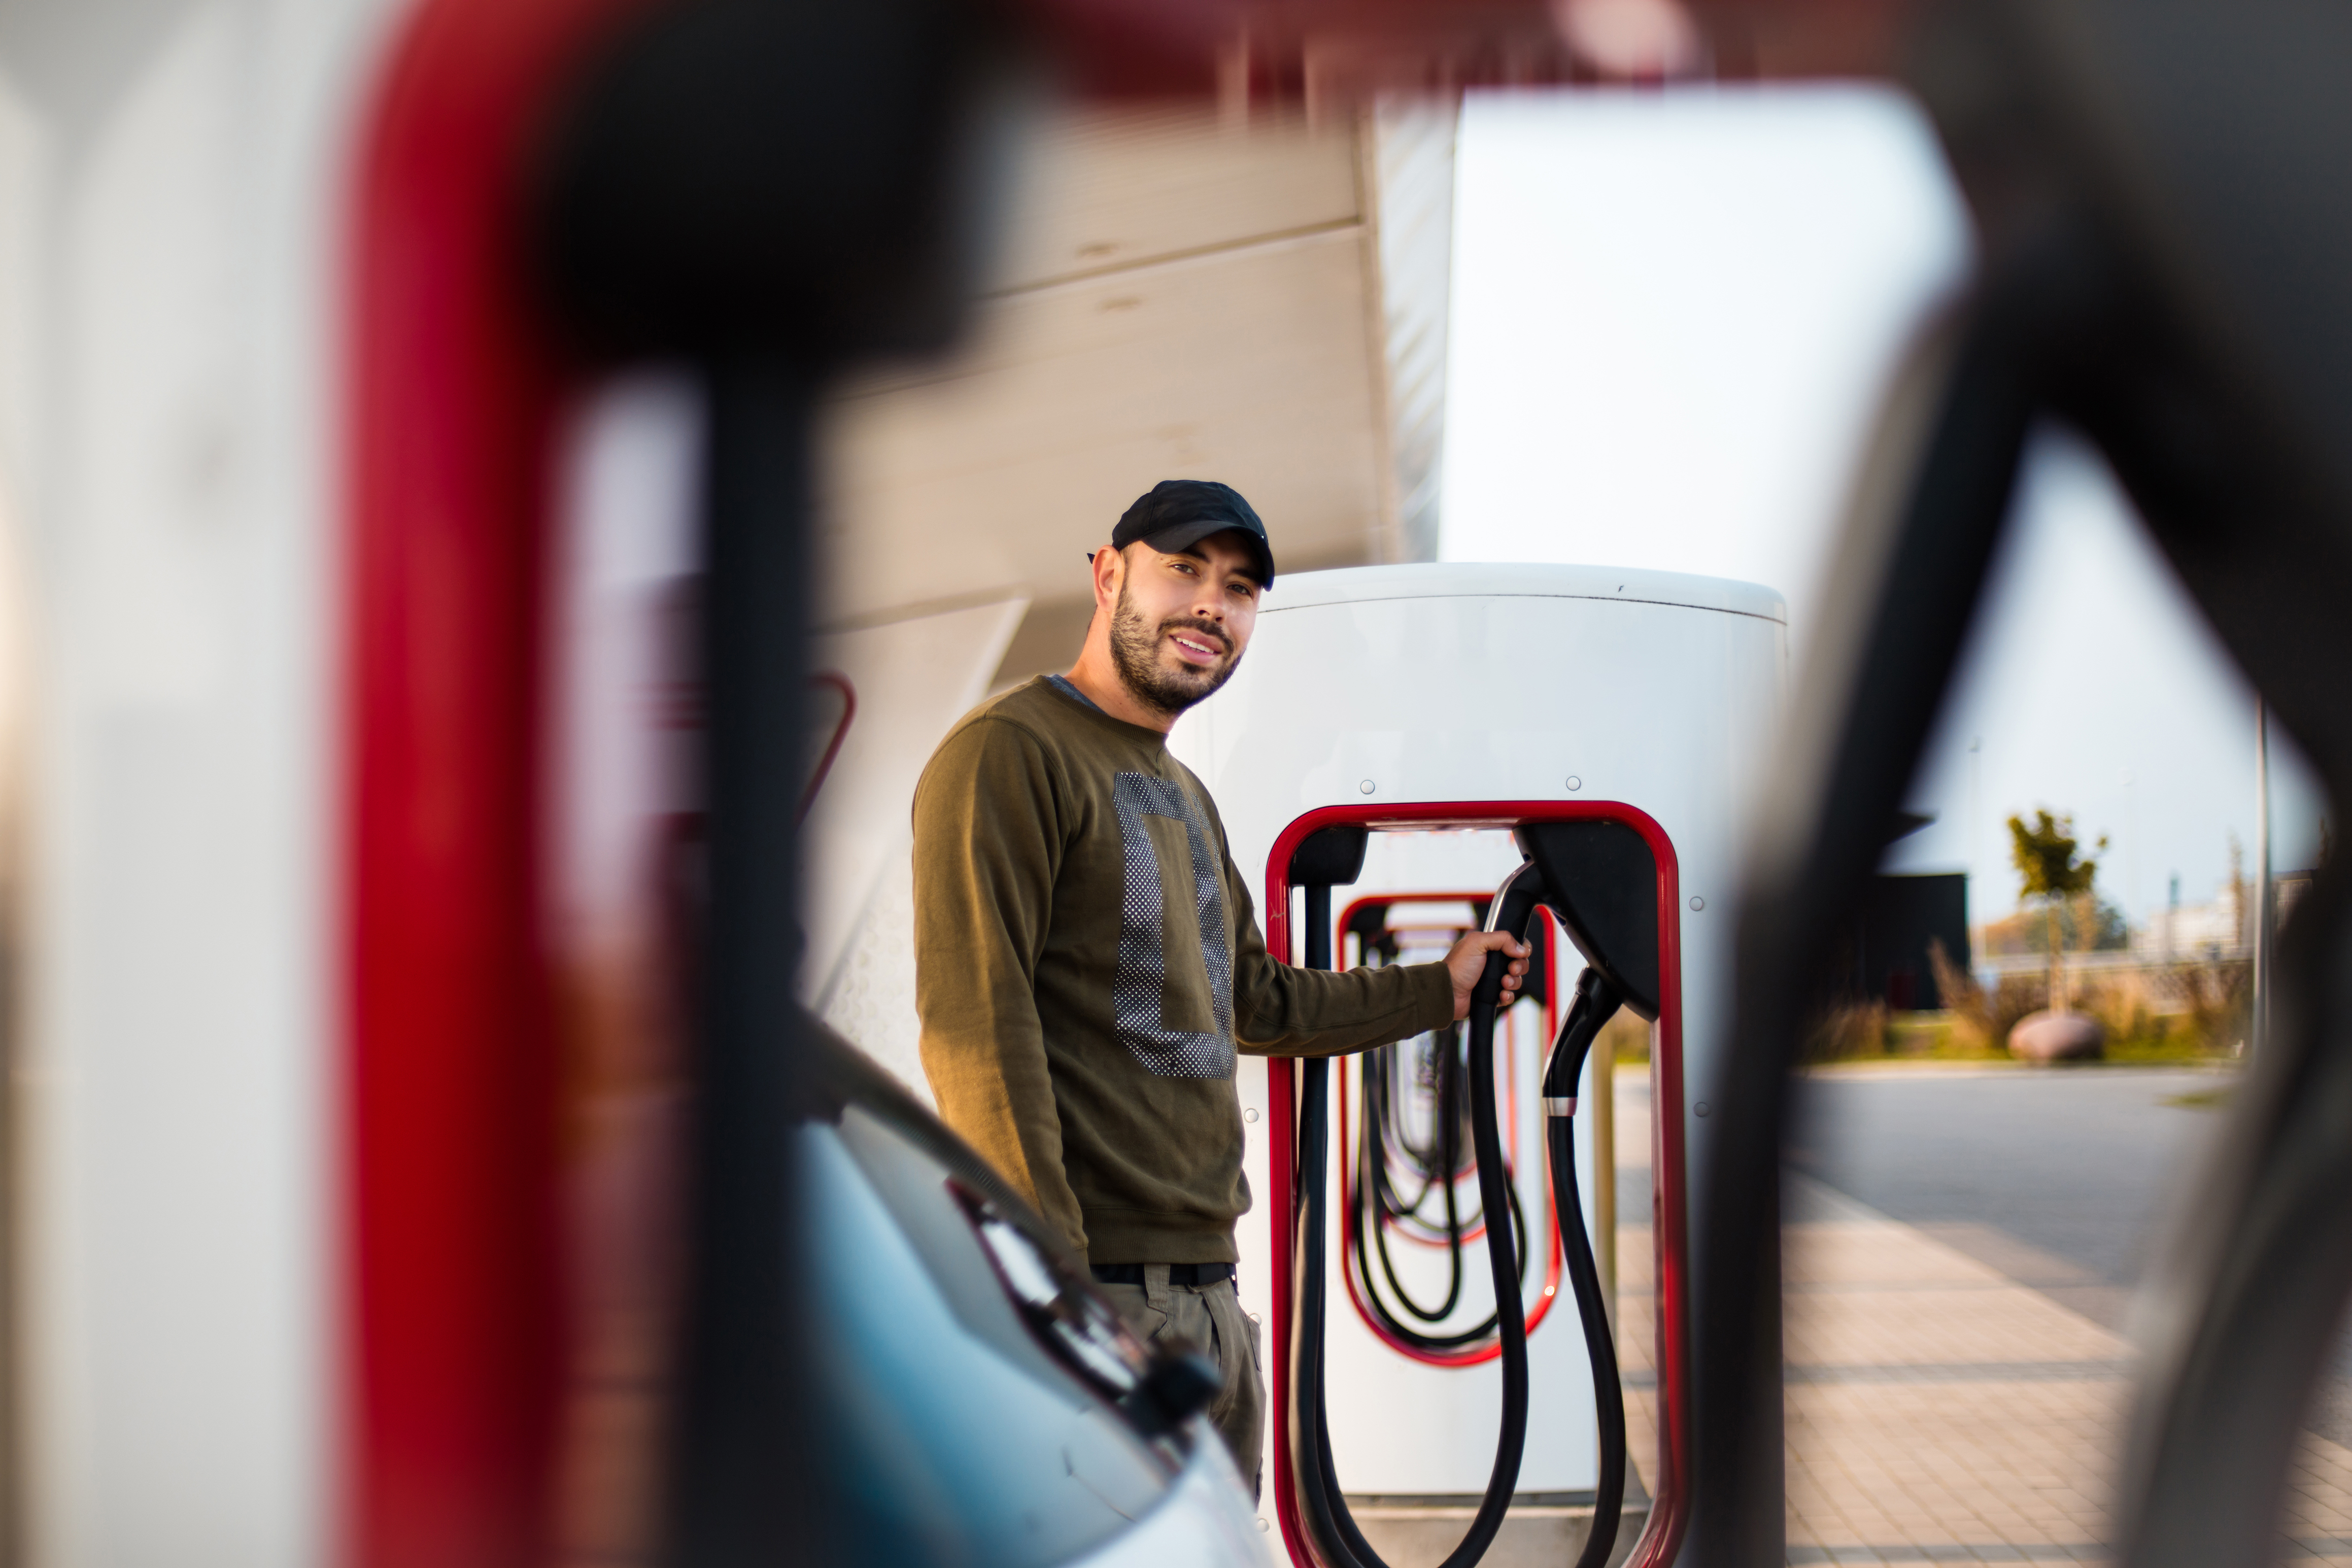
[1158,617,1231,655]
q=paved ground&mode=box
[1789,1065,2233,1331]
[1774,1173,2352,1565]
[1776,1063,2352,1564]
[1794,1063,2352,1445]
[1352,1061,2352,1566]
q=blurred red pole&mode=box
[342,1,657,1563]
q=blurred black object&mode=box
[1516,820,1660,1020]
[1697,4,2352,1566]
[1829,874,1969,1012]
[537,0,1022,362]
[534,2,1026,1562]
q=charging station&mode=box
[1168,562,1785,1565]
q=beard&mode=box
[1108,578,1242,719]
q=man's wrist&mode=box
[1411,961,1456,1030]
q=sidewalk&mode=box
[1613,1069,2352,1566]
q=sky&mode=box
[1441,85,2325,925]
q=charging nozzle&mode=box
[1471,861,1548,1012]
[1544,968,1624,1109]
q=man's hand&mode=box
[1444,931,1531,1020]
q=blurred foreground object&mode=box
[23,0,2352,1566]
[1698,4,2352,1566]
[1554,0,1703,79]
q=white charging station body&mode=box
[1167,562,1786,1502]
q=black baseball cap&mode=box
[1110,480,1276,588]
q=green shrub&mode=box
[1924,940,2043,1055]
[1802,1001,1891,1063]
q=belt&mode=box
[1090,1261,1235,1288]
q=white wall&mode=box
[0,1,401,1562]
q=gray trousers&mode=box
[1096,1267,1264,1491]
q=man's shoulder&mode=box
[925,678,1110,786]
[923,676,1191,805]
[936,677,1079,755]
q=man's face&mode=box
[1105,531,1262,717]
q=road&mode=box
[1786,1062,2352,1448]
[1790,1063,2233,1318]
[1619,1064,2235,1316]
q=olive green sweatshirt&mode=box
[912,675,1455,1264]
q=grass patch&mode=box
[1884,1012,2008,1061]
[2162,1084,2235,1110]
[2103,1029,2238,1065]
[1804,1005,2240,1066]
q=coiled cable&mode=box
[1289,864,1540,1568]
[1347,1020,1535,1351]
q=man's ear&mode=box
[1091,541,1123,607]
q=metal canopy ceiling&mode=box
[814,105,1405,649]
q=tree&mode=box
[2228,832,2246,949]
[2008,808,2107,1014]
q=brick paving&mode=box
[1610,1067,2352,1567]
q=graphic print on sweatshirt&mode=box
[1110,772,1235,1077]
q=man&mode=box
[911,479,1527,1485]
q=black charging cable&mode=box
[1289,860,1541,1568]
[1544,966,1630,1568]
[1350,1017,1532,1353]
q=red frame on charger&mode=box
[1261,801,1691,1568]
